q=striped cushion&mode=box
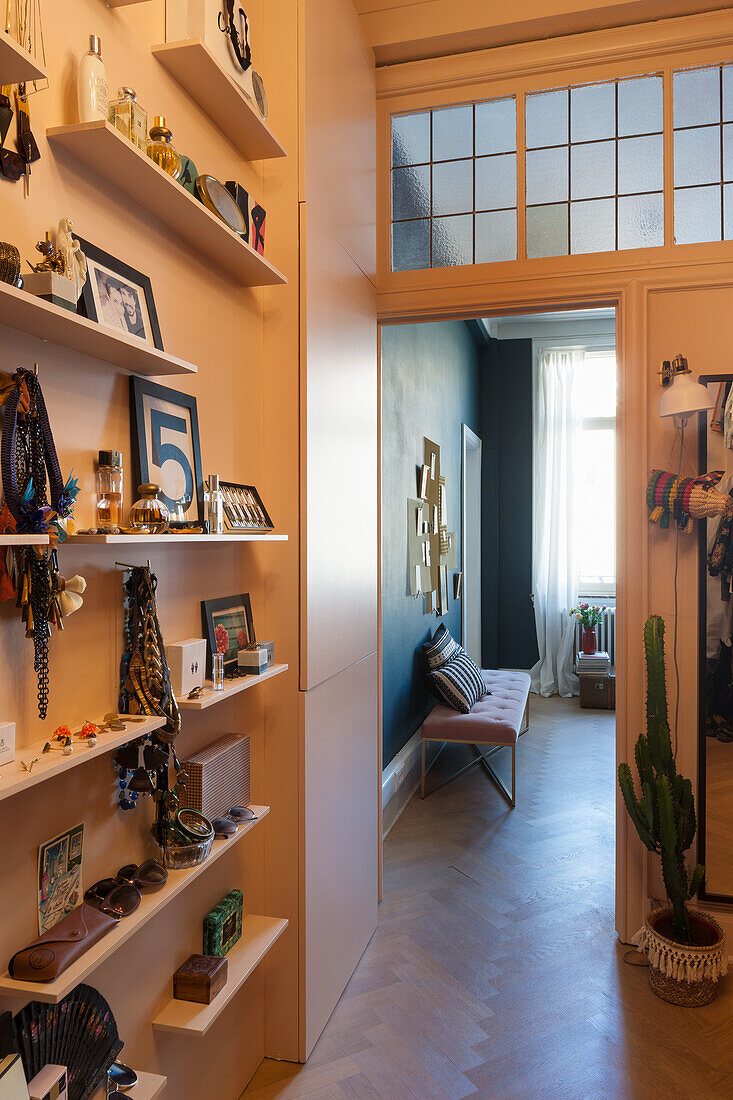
[423,624,459,672]
[428,646,488,713]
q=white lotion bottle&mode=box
[78,35,108,123]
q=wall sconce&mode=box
[659,354,714,420]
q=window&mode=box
[390,97,518,271]
[573,351,616,596]
[525,76,664,258]
[673,64,733,244]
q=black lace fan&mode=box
[13,984,123,1100]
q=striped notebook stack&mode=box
[577,651,611,675]
[180,733,251,819]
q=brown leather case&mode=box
[8,903,118,982]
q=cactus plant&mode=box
[618,615,704,942]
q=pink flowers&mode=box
[215,624,229,653]
[569,604,607,628]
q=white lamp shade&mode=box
[660,372,715,418]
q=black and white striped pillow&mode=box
[428,647,488,713]
[423,623,459,671]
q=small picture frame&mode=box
[201,593,255,675]
[76,236,163,350]
[130,378,204,525]
[220,481,273,532]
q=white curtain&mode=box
[530,348,584,698]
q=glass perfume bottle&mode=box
[96,450,123,533]
[108,87,148,151]
[129,484,170,533]
[205,474,224,535]
[146,116,182,180]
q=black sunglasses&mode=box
[212,805,258,837]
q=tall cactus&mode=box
[618,615,704,942]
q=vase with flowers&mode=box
[569,603,607,655]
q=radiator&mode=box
[575,606,616,665]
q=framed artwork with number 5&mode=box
[130,378,204,524]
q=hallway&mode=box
[244,697,733,1099]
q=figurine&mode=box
[28,231,65,274]
[56,218,87,302]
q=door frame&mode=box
[461,423,483,663]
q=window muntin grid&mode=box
[673,64,733,244]
[525,75,665,259]
[390,97,518,271]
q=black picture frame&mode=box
[201,593,255,676]
[130,378,204,525]
[220,481,274,532]
[76,236,164,351]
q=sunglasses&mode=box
[85,859,168,918]
[106,1061,138,1096]
[211,805,258,838]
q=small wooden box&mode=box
[173,954,228,1004]
[579,672,615,710]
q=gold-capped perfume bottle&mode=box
[108,87,148,151]
[146,115,182,179]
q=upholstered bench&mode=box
[420,669,531,806]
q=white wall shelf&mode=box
[0,806,269,1002]
[178,664,288,710]
[0,280,196,377]
[68,532,288,544]
[152,915,288,1037]
[107,0,152,6]
[92,1071,166,1100]
[47,122,287,288]
[152,40,287,162]
[0,716,166,806]
[0,533,49,546]
[0,32,46,84]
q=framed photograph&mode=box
[77,236,164,350]
[201,593,255,675]
[130,378,204,524]
[220,481,273,532]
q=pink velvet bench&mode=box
[420,669,531,807]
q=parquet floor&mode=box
[243,696,733,1100]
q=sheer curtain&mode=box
[530,348,584,698]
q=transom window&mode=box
[673,64,733,244]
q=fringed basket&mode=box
[633,908,727,1007]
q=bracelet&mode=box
[175,807,214,843]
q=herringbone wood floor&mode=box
[243,696,733,1100]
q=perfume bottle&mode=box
[146,116,182,180]
[78,35,109,124]
[205,474,224,535]
[96,450,123,533]
[108,87,148,151]
[129,484,170,533]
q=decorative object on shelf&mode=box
[203,473,224,534]
[212,652,224,690]
[8,903,117,982]
[647,468,733,533]
[569,604,607,656]
[173,953,228,1004]
[78,35,108,124]
[166,637,206,697]
[146,115,181,179]
[201,592,254,676]
[0,722,15,767]
[108,87,147,152]
[180,732,251,819]
[12,985,123,1097]
[0,242,21,286]
[119,564,180,742]
[130,379,203,524]
[224,181,249,243]
[96,449,123,533]
[237,644,267,674]
[25,219,88,310]
[250,200,265,254]
[203,889,243,958]
[76,236,164,350]
[56,219,87,303]
[128,483,170,533]
[160,834,213,870]
[220,482,273,531]
[194,173,244,234]
[27,1064,68,1100]
[37,823,84,935]
[177,152,198,196]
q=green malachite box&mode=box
[203,889,244,957]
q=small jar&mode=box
[96,449,123,533]
[129,483,170,533]
[146,115,182,180]
[109,87,148,151]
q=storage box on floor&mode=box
[577,651,615,710]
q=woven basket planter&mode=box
[633,907,727,1007]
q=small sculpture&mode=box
[56,217,87,302]
[28,231,65,274]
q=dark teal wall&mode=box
[381,321,481,769]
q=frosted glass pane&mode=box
[618,76,663,137]
[724,124,733,183]
[724,184,733,239]
[618,193,664,249]
[571,140,615,200]
[392,165,430,221]
[618,135,663,194]
[391,219,430,271]
[432,215,473,267]
[674,126,721,187]
[674,185,721,244]
[475,154,516,210]
[673,67,720,128]
[526,89,568,148]
[475,210,517,262]
[526,147,568,204]
[475,98,516,155]
[391,111,430,167]
[432,159,472,216]
[571,82,615,142]
[432,105,473,161]
[570,198,615,254]
[724,66,733,122]
[526,204,568,258]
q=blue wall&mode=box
[381,321,481,769]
